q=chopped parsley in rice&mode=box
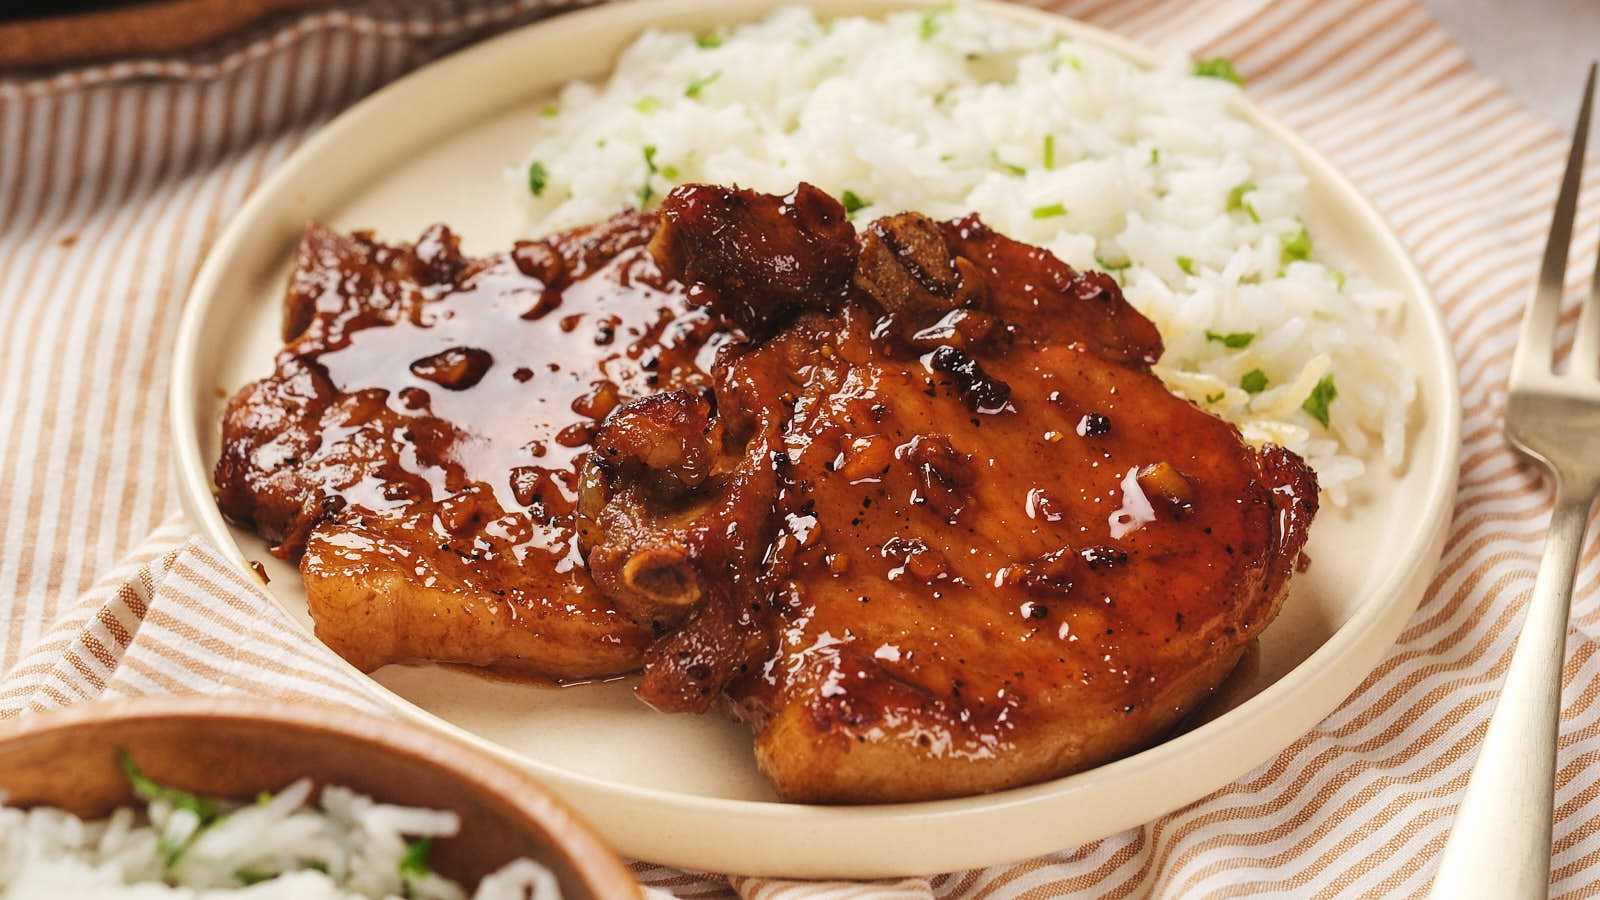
[0,754,560,899]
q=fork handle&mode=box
[1429,488,1596,899]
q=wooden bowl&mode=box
[0,1,342,70]
[0,697,639,899]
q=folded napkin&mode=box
[2,0,1597,896]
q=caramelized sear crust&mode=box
[215,213,731,678]
[581,185,1319,802]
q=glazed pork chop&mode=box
[217,182,1317,803]
[579,184,1318,802]
[215,212,728,678]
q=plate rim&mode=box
[168,0,1463,877]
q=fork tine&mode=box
[1514,63,1595,379]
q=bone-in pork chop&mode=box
[579,185,1318,802]
[215,212,729,678]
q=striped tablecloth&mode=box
[3,0,1598,896]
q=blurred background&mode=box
[1,0,1596,128]
[1423,0,1598,127]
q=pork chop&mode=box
[579,185,1318,801]
[215,213,730,678]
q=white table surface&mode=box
[1425,0,1599,130]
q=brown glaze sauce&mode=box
[310,246,723,569]
[275,217,729,568]
[726,306,1218,763]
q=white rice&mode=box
[0,780,560,899]
[516,3,1417,504]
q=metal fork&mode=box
[1429,64,1600,900]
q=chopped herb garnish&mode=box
[160,837,184,870]
[991,150,1026,176]
[1302,374,1337,427]
[633,96,661,114]
[1227,182,1259,222]
[121,751,218,824]
[1281,225,1313,264]
[919,9,941,40]
[660,165,680,179]
[1031,203,1067,219]
[1095,255,1131,272]
[1150,147,1160,165]
[256,791,273,806]
[1062,55,1082,71]
[1205,330,1255,348]
[399,837,433,879]
[236,870,272,886]
[1240,369,1268,393]
[540,105,559,117]
[840,190,869,215]
[685,71,721,98]
[1194,57,1243,85]
[637,145,662,208]
[1043,135,1056,170]
[1204,391,1225,403]
[121,751,223,872]
[527,160,548,197]
[695,31,723,48]
[939,152,954,162]
[1176,256,1195,275]
[1330,268,1347,289]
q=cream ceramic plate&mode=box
[170,0,1460,878]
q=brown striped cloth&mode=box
[1,0,1597,896]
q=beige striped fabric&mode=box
[1,0,1597,896]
